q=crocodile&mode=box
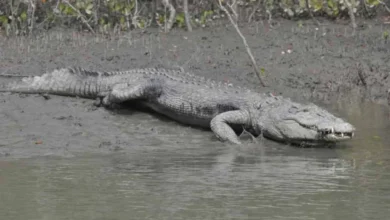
[0,67,355,146]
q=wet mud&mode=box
[0,18,389,159]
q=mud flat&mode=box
[0,19,389,159]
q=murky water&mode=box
[1,99,390,220]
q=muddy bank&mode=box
[0,18,389,159]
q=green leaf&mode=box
[366,0,380,6]
[63,5,76,15]
[85,3,94,14]
[75,1,85,9]
[0,15,8,25]
[20,11,27,21]
[298,0,306,8]
[200,10,213,25]
[204,10,213,17]
[326,0,339,17]
[120,16,125,24]
[383,31,389,39]
[138,19,145,29]
[297,20,303,28]
[114,3,123,12]
[86,3,94,10]
[158,15,165,24]
[123,1,134,15]
[128,0,135,10]
[260,68,266,76]
[176,13,185,28]
[59,3,65,12]
[99,17,106,25]
[327,0,335,9]
[311,0,323,11]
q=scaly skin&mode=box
[0,67,355,146]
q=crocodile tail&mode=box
[0,68,69,93]
[0,76,41,93]
[0,68,101,97]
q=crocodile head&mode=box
[254,99,355,146]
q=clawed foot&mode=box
[93,96,121,109]
[238,128,259,144]
[93,97,103,107]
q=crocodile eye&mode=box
[288,106,298,113]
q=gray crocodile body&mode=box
[0,67,355,146]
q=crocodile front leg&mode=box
[210,110,251,144]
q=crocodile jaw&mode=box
[255,102,355,146]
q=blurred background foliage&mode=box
[0,0,386,36]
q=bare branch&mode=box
[130,0,140,28]
[228,0,239,21]
[343,0,357,32]
[248,0,261,23]
[378,0,390,14]
[217,0,266,87]
[162,0,176,32]
[93,0,100,27]
[183,0,192,32]
[150,0,157,26]
[27,0,36,35]
[266,9,272,27]
[125,0,132,29]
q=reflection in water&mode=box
[0,99,390,220]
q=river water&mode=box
[0,97,389,220]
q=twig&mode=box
[162,0,176,32]
[228,0,239,21]
[127,0,138,29]
[8,0,21,35]
[93,0,100,27]
[266,9,272,27]
[150,0,157,26]
[183,0,192,32]
[63,0,95,34]
[27,0,36,35]
[343,0,357,32]
[134,0,139,26]
[248,0,261,23]
[378,0,390,13]
[361,0,370,16]
[217,0,266,87]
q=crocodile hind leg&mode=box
[210,110,251,144]
[99,81,162,107]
